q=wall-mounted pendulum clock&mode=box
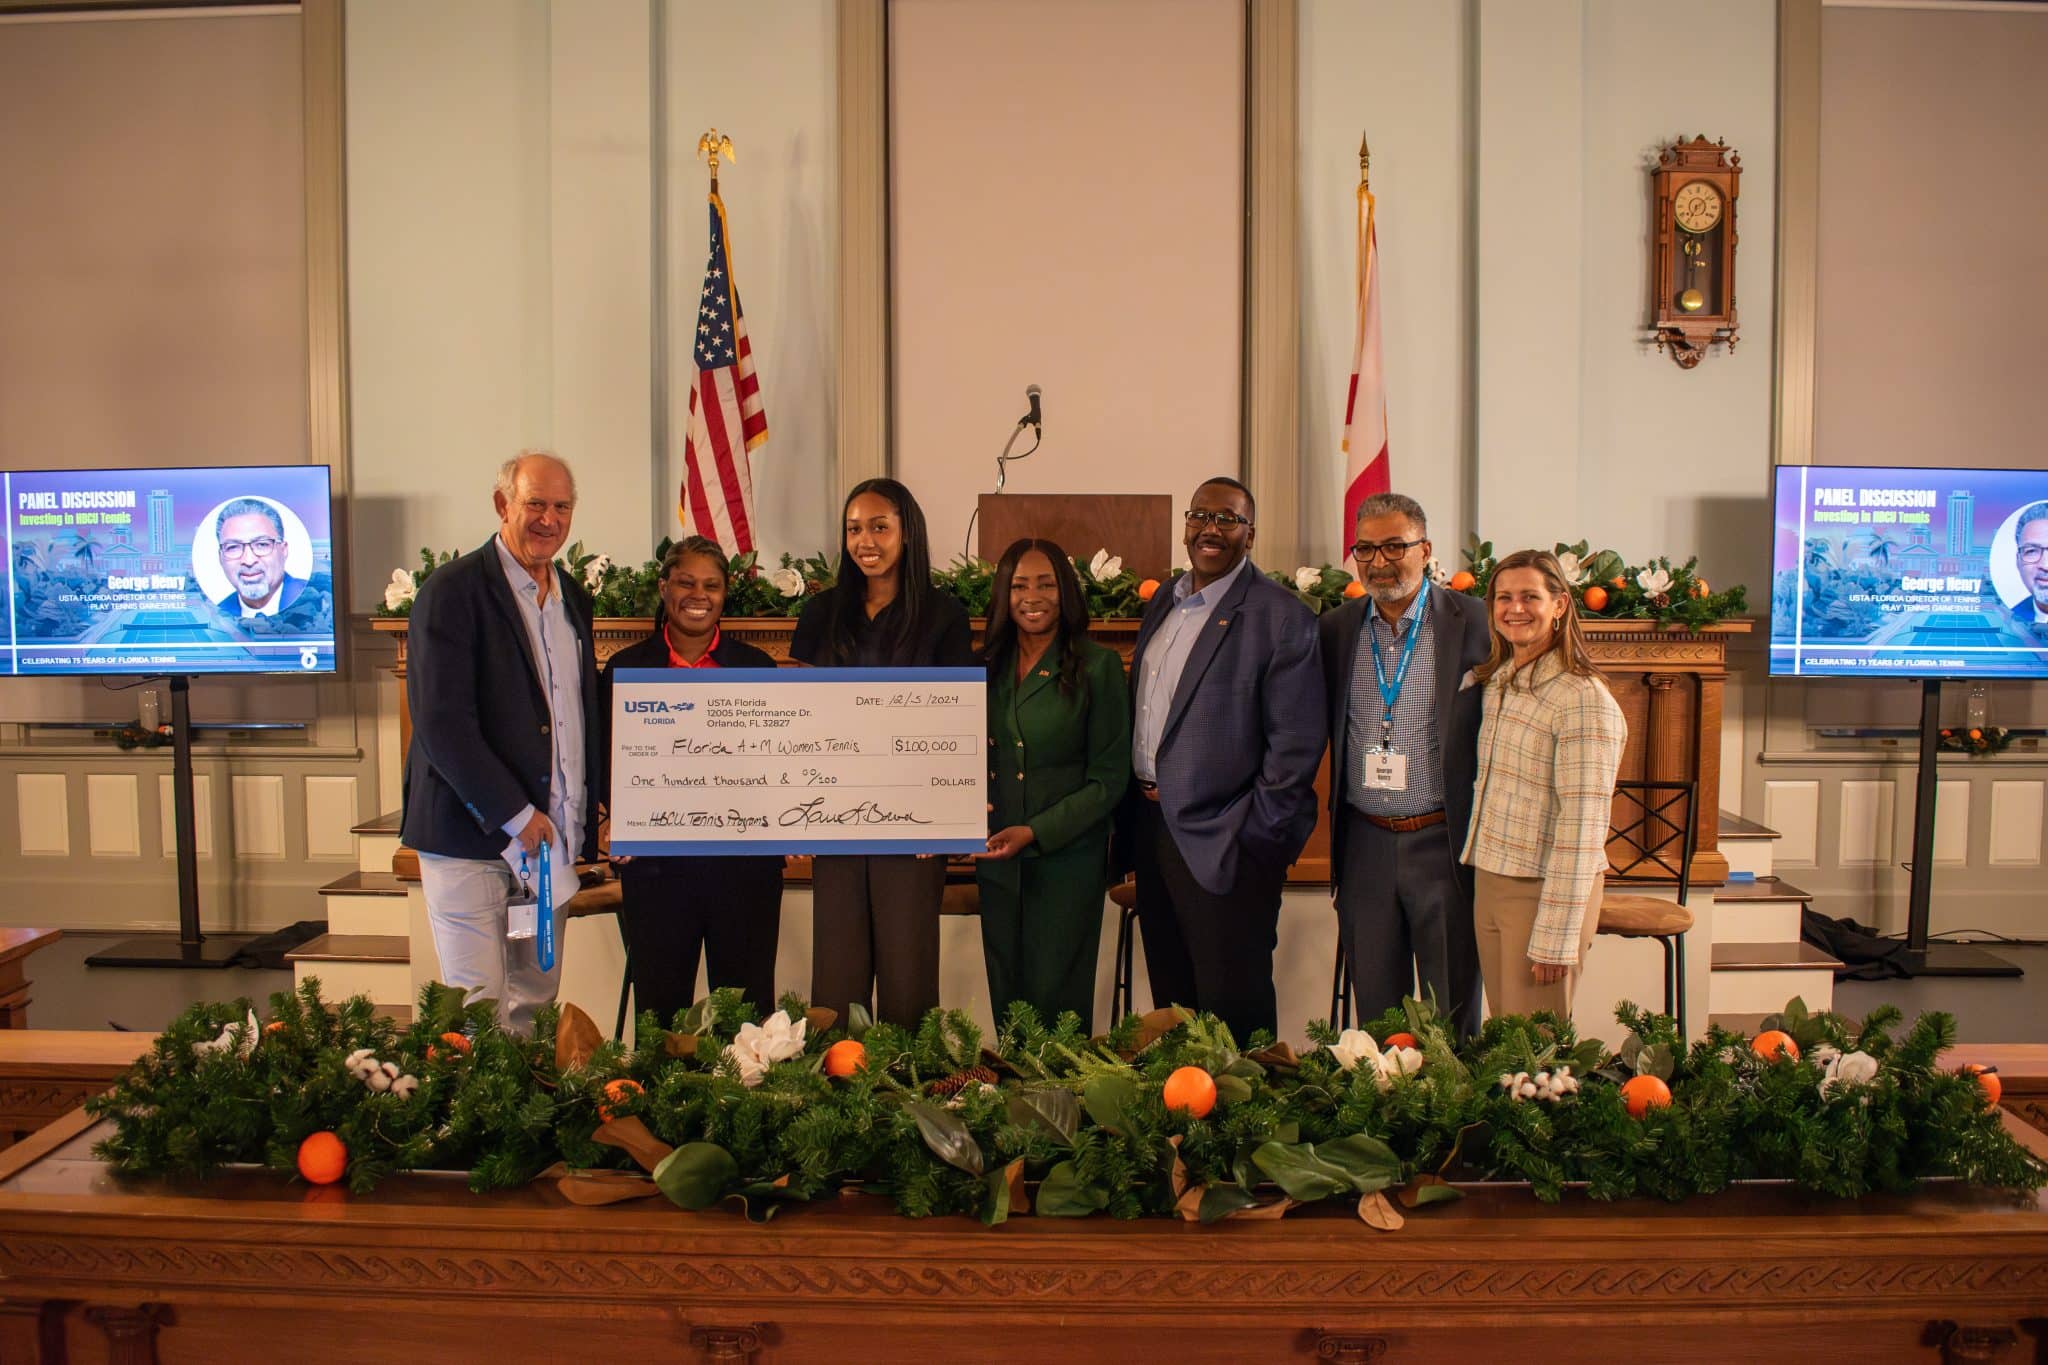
[1649,136,1740,369]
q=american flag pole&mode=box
[678,129,769,554]
[1341,132,1390,558]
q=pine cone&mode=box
[927,1065,998,1098]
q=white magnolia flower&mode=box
[1375,1047,1425,1088]
[1636,566,1673,595]
[1819,1048,1879,1097]
[723,1010,809,1088]
[1557,552,1589,586]
[196,1008,261,1060]
[383,568,416,612]
[1293,566,1321,593]
[770,566,805,598]
[389,1074,420,1101]
[1329,1029,1378,1073]
[1424,557,1450,586]
[582,554,614,592]
[1088,548,1123,580]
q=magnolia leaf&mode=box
[1356,1190,1405,1230]
[1214,1074,1255,1106]
[1007,1087,1080,1147]
[679,998,713,1035]
[722,1177,804,1224]
[593,1115,674,1174]
[1221,1057,1266,1082]
[847,1002,873,1039]
[551,1167,661,1206]
[1082,1073,1139,1133]
[1126,1006,1193,1055]
[1246,1041,1299,1069]
[1167,1134,1190,1199]
[651,1142,738,1211]
[1314,1134,1402,1193]
[980,1164,1013,1227]
[1438,1121,1490,1176]
[1272,1120,1301,1145]
[1175,1182,1208,1221]
[554,1004,604,1074]
[1396,1174,1463,1209]
[1250,1141,1356,1203]
[804,1006,839,1035]
[1641,1042,1675,1083]
[1195,1182,1260,1223]
[904,1100,985,1177]
[663,1032,699,1060]
[1004,1157,1030,1216]
[1620,1033,1644,1070]
[1225,1195,1297,1221]
[1035,1159,1110,1217]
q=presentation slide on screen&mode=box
[1771,465,2048,679]
[2,466,336,677]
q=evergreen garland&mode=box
[86,982,2046,1223]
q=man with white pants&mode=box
[399,452,601,1034]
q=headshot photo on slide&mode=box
[191,494,317,613]
[1986,499,2048,611]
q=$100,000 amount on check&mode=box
[607,667,988,855]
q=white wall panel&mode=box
[15,774,69,856]
[304,775,359,861]
[1838,780,1894,867]
[1763,780,1819,867]
[86,773,141,858]
[1988,780,2044,867]
[1933,780,1969,867]
[159,773,215,859]
[231,774,287,860]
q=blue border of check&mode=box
[609,665,985,856]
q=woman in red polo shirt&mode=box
[599,536,784,1022]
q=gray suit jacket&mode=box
[1127,560,1325,894]
[1319,585,1492,885]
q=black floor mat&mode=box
[232,920,328,971]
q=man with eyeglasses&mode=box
[2011,501,2048,625]
[1125,476,1325,1041]
[1320,493,1490,1037]
[211,498,308,618]
[400,451,603,1034]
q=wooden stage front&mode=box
[2,1101,2046,1362]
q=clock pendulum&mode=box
[1679,237,1706,313]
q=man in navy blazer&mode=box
[1126,476,1325,1041]
[1321,493,1492,1037]
[400,452,602,1033]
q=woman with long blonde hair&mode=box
[1461,549,1626,1018]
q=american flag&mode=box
[1341,181,1389,555]
[678,192,768,552]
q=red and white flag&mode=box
[678,192,768,552]
[1341,182,1389,553]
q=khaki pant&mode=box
[1473,867,1602,1020]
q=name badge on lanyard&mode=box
[1364,587,1427,794]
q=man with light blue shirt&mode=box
[1125,476,1325,1041]
[400,452,602,1034]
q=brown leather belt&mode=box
[1362,809,1445,833]
[1137,780,1161,804]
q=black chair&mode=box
[1595,779,1698,1038]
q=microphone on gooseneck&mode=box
[1022,384,1043,430]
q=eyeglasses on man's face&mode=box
[1351,538,1427,564]
[2020,543,2048,566]
[220,538,282,560]
[1183,509,1253,531]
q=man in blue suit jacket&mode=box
[1126,476,1326,1041]
[400,452,603,1034]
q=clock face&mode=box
[1673,181,1723,233]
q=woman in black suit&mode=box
[600,536,783,1021]
[789,478,974,1026]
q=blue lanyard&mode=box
[1369,586,1427,746]
[519,841,557,971]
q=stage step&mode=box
[1712,876,1811,942]
[288,933,411,1011]
[1717,810,1779,880]
[1707,1012,1772,1036]
[319,871,410,937]
[353,811,403,877]
[1709,940,1841,1016]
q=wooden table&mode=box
[1,1107,2043,1364]
[0,929,61,1030]
[0,1031,155,1150]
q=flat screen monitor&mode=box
[2,464,336,677]
[1770,464,2048,679]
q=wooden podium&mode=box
[975,492,1173,579]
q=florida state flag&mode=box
[1341,181,1389,553]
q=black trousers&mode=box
[1133,797,1284,1042]
[810,854,945,1028]
[1334,809,1481,1038]
[617,856,783,1025]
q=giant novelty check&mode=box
[607,667,987,855]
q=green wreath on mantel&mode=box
[89,984,2040,1226]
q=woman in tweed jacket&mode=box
[1460,549,1626,1018]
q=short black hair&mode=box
[1194,475,1255,522]
[217,498,284,540]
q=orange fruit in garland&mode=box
[1342,580,1367,599]
[1965,1063,2001,1106]
[1381,1032,1418,1050]
[1448,570,1477,592]
[1161,1066,1217,1119]
[1137,578,1162,603]
[428,1031,473,1063]
[296,1131,348,1186]
[1581,585,1610,612]
[263,1020,289,1036]
[1751,1030,1799,1062]
[598,1078,644,1122]
[1610,575,1627,590]
[1691,578,1710,598]
[1620,1074,1672,1118]
[823,1039,868,1078]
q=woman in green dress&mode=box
[975,538,1131,1032]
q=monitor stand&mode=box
[1896,678,2021,980]
[87,676,250,970]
